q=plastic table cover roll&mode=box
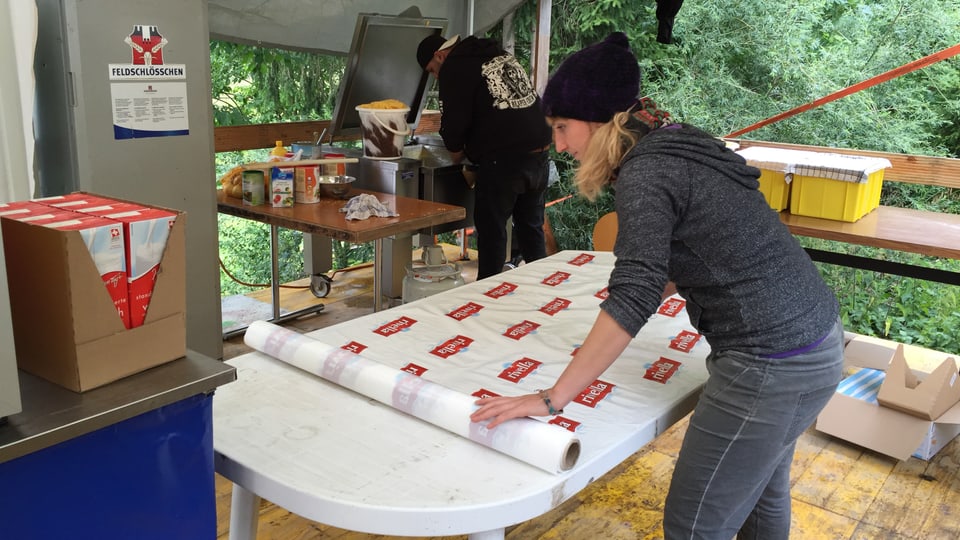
[214,251,712,538]
[243,320,580,473]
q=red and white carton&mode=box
[44,214,129,328]
[36,193,119,211]
[99,207,178,328]
[0,201,70,222]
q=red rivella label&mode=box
[504,320,541,340]
[341,341,367,354]
[548,416,581,432]
[573,379,615,408]
[644,357,682,384]
[567,253,595,266]
[430,335,474,358]
[496,357,542,383]
[542,271,572,287]
[401,363,427,376]
[447,301,484,321]
[669,330,702,353]
[658,297,686,317]
[484,282,518,299]
[472,388,501,399]
[374,316,417,336]
[539,297,571,316]
[595,287,609,300]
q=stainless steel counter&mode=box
[0,351,236,464]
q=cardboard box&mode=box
[816,335,960,460]
[0,196,186,392]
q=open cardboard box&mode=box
[816,334,960,460]
[0,196,186,392]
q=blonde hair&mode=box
[574,111,642,201]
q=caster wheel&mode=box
[309,274,332,298]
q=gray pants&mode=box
[663,318,844,539]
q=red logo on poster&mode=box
[125,25,168,65]
[484,282,518,299]
[669,330,702,353]
[542,271,571,287]
[447,301,484,321]
[539,297,571,316]
[496,357,542,383]
[567,253,595,266]
[472,388,501,399]
[504,320,540,340]
[645,357,681,384]
[430,335,474,358]
[595,287,609,300]
[573,380,615,408]
[374,316,417,336]
[658,297,686,317]
[341,341,367,354]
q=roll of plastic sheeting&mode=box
[244,320,580,473]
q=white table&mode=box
[214,251,710,539]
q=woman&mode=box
[470,32,844,539]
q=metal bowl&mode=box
[317,175,356,199]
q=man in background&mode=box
[417,33,551,279]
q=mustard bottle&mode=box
[269,140,288,161]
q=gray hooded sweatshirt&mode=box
[600,125,839,356]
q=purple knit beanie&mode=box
[542,32,641,122]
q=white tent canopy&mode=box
[207,1,527,54]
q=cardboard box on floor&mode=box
[816,334,960,460]
[0,196,186,392]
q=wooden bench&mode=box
[734,140,960,286]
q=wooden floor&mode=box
[217,245,960,539]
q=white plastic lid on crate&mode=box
[736,146,892,183]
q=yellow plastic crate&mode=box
[756,168,790,211]
[790,169,885,222]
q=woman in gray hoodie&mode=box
[471,32,844,540]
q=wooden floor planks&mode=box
[216,245,960,539]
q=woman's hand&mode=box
[470,392,551,429]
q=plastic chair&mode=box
[592,212,618,251]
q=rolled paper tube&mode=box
[244,320,581,473]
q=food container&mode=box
[242,170,265,206]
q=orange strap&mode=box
[726,42,960,139]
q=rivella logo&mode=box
[567,253,595,266]
[573,379,615,408]
[430,335,474,359]
[402,363,427,376]
[549,416,581,432]
[484,282,518,299]
[497,357,542,383]
[374,316,417,336]
[645,357,681,384]
[595,287,609,300]
[539,297,571,316]
[447,301,484,321]
[472,388,501,399]
[341,341,367,354]
[504,320,540,340]
[542,271,572,287]
[669,330,702,353]
[658,297,686,317]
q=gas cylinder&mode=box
[402,246,465,303]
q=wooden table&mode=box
[780,206,960,285]
[217,189,465,326]
[213,251,710,540]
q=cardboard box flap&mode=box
[843,335,896,370]
[934,400,960,425]
[816,393,932,461]
[877,346,960,420]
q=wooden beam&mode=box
[213,111,442,153]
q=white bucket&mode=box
[355,105,411,159]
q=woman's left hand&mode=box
[470,393,551,429]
